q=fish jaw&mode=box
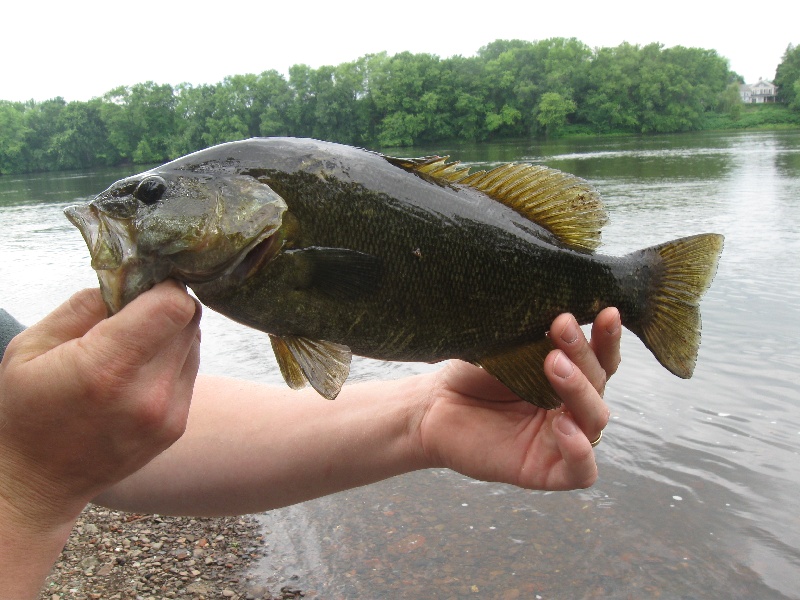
[65,203,169,314]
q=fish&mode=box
[65,137,724,409]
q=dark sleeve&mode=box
[0,309,26,362]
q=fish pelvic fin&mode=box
[475,338,561,410]
[269,334,352,400]
[384,155,607,253]
[626,233,724,379]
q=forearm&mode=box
[0,497,77,599]
[95,373,434,516]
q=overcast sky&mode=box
[2,0,796,103]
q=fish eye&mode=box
[134,176,168,205]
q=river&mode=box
[1,130,799,598]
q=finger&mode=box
[87,280,198,368]
[12,288,106,359]
[148,295,203,376]
[589,307,622,378]
[545,349,609,442]
[549,313,607,395]
[103,294,201,445]
[550,412,598,489]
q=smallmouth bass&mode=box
[65,138,723,409]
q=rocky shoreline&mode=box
[39,504,306,600]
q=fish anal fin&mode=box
[475,338,561,410]
[384,154,606,252]
[270,333,352,400]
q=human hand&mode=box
[417,308,620,491]
[0,280,201,534]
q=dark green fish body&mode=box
[66,138,724,408]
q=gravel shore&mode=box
[39,504,306,600]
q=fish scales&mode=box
[65,137,724,409]
[194,155,614,359]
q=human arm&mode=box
[0,281,200,600]
[96,308,619,516]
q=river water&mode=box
[1,131,798,598]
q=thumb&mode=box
[86,280,198,368]
[10,289,107,361]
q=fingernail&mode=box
[606,308,621,335]
[560,318,579,344]
[556,413,579,436]
[553,351,575,379]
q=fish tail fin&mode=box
[625,233,724,378]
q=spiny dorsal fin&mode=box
[385,155,607,252]
[383,155,471,187]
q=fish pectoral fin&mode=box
[475,338,561,410]
[288,247,383,301]
[269,333,352,400]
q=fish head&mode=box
[65,168,287,314]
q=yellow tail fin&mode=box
[627,233,724,378]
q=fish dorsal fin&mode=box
[269,334,352,400]
[385,155,607,252]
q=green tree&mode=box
[256,70,293,137]
[368,52,451,146]
[535,92,577,136]
[20,97,67,171]
[775,44,800,108]
[792,80,800,111]
[635,44,730,133]
[299,60,370,144]
[0,101,28,174]
[580,43,641,132]
[49,99,118,170]
[203,74,261,146]
[170,83,217,156]
[717,81,744,119]
[101,82,175,163]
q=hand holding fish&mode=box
[417,308,618,492]
[0,281,200,599]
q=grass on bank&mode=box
[558,104,800,138]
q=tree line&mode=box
[1,37,796,175]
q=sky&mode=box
[2,0,797,103]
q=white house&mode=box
[740,79,778,103]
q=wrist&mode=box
[0,488,79,599]
[390,370,440,473]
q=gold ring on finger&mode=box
[590,430,603,448]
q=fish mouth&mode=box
[65,203,171,314]
[230,232,282,281]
